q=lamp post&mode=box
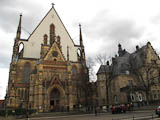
[5,95,8,120]
[26,83,30,120]
[15,87,17,109]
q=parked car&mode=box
[155,106,160,117]
[111,105,126,114]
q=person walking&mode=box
[95,106,97,116]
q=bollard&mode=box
[133,115,134,120]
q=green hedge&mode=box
[0,109,36,116]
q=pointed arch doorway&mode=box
[50,88,61,112]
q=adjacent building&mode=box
[97,42,160,107]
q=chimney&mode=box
[136,45,139,51]
[106,61,109,66]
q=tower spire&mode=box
[16,14,22,39]
[79,24,83,47]
[78,24,86,63]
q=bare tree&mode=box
[95,53,108,65]
[131,63,159,104]
[76,57,97,110]
[86,57,96,82]
[96,53,113,109]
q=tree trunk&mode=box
[145,90,150,105]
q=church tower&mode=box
[6,5,88,112]
[12,14,22,62]
[6,14,23,108]
[79,24,86,63]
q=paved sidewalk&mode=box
[0,105,158,120]
[132,104,157,111]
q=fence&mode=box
[112,114,157,120]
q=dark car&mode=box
[155,106,160,117]
[111,105,126,114]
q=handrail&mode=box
[112,114,156,120]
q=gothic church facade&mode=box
[6,6,88,112]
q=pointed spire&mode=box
[79,23,83,47]
[16,14,22,39]
[67,46,69,61]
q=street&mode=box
[20,110,159,120]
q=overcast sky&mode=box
[1,0,160,99]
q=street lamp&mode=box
[5,95,8,120]
[26,83,30,119]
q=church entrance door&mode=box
[50,88,60,112]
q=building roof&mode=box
[112,51,131,75]
[97,65,111,74]
[97,42,157,76]
[130,45,147,69]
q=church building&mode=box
[6,5,88,112]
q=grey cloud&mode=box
[0,54,11,68]
[0,0,43,34]
[0,0,45,69]
[107,20,143,42]
[84,10,144,58]
[151,14,160,25]
[0,41,12,68]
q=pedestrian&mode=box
[95,107,97,116]
[122,104,126,113]
[130,102,133,111]
[127,103,130,111]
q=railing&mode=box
[112,114,157,120]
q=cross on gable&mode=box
[51,3,55,8]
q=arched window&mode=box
[158,72,160,83]
[72,66,77,75]
[77,49,82,61]
[57,36,61,48]
[57,36,61,44]
[50,24,55,32]
[18,89,20,96]
[25,89,28,100]
[23,62,31,83]
[43,34,48,45]
[19,43,24,52]
[10,99,12,104]
[18,42,24,58]
[114,95,118,104]
[77,49,81,57]
[130,93,136,102]
[23,89,25,99]
[138,93,143,102]
[50,24,55,45]
[21,89,23,99]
